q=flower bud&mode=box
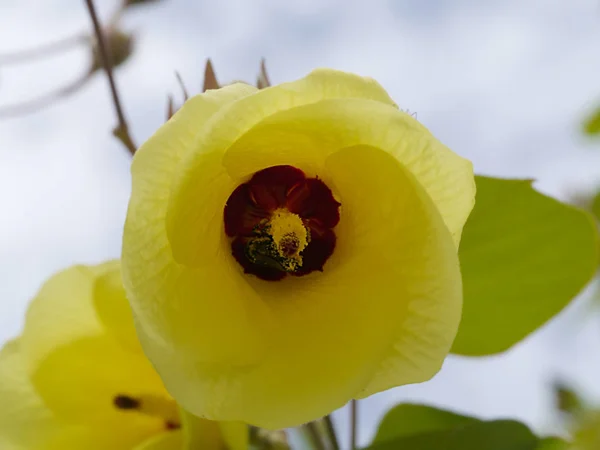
[90,28,134,73]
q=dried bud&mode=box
[90,29,134,73]
[202,59,219,92]
[256,58,271,89]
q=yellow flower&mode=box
[122,69,476,428]
[0,262,247,450]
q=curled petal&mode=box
[123,83,273,366]
[20,263,115,371]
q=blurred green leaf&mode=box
[536,437,570,450]
[591,191,600,222]
[573,410,600,450]
[367,420,538,450]
[584,108,600,135]
[452,176,598,356]
[554,382,584,415]
[372,403,479,445]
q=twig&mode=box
[83,0,137,155]
[0,34,89,66]
[0,71,91,119]
[323,415,340,450]
[350,400,358,450]
[175,71,189,101]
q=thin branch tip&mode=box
[84,0,137,155]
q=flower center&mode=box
[224,165,341,281]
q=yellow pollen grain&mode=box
[268,209,309,269]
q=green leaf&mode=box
[369,403,570,450]
[367,420,538,450]
[452,176,598,356]
[372,403,479,445]
[584,108,600,135]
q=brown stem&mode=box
[83,0,137,155]
[323,415,340,450]
[175,71,189,101]
[350,399,358,450]
[304,421,326,450]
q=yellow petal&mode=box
[30,334,168,432]
[93,262,142,353]
[218,421,249,450]
[45,426,175,450]
[327,146,462,397]
[134,431,183,450]
[180,408,245,450]
[0,339,63,449]
[130,145,462,428]
[19,264,111,372]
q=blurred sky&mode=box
[2,0,600,447]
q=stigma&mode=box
[113,394,180,430]
[268,209,310,267]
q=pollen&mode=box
[268,209,309,266]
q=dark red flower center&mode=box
[223,165,341,281]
